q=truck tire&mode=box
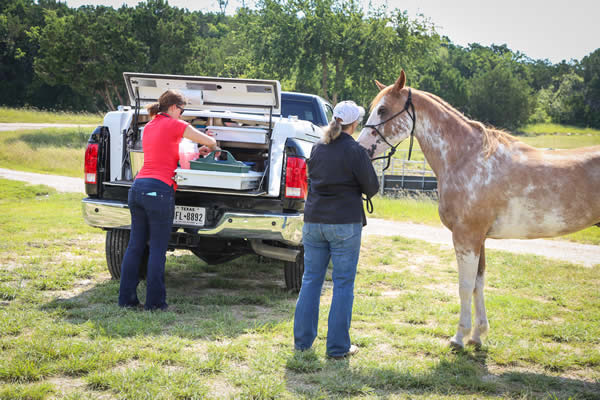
[284,247,304,292]
[105,229,148,280]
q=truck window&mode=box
[281,99,317,125]
[324,102,333,124]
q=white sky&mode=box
[62,0,599,63]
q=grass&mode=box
[0,178,599,399]
[519,123,600,136]
[0,107,102,124]
[0,128,89,177]
[370,194,441,225]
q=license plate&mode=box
[173,206,206,227]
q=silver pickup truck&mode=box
[82,72,331,291]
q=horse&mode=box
[357,70,600,349]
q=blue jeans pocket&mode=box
[332,224,355,241]
[302,223,320,242]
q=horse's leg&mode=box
[467,243,489,347]
[450,232,483,349]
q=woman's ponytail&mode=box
[146,102,161,118]
[322,118,343,144]
[145,90,187,118]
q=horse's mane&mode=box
[421,91,518,157]
[371,86,518,158]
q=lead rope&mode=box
[363,195,374,214]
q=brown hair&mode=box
[322,118,353,144]
[146,89,187,118]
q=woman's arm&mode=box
[183,125,218,150]
[353,146,380,199]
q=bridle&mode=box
[364,88,417,171]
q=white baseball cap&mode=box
[332,100,365,125]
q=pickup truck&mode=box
[82,72,331,291]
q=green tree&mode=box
[0,0,80,108]
[581,48,600,128]
[545,71,586,125]
[416,44,469,110]
[467,62,534,130]
[33,6,147,110]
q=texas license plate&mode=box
[173,206,206,227]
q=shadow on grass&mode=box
[41,253,298,340]
[285,347,600,399]
[5,130,90,149]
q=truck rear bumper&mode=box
[82,198,303,246]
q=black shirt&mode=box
[304,133,380,226]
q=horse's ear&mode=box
[374,80,387,91]
[392,70,406,93]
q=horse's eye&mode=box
[377,107,386,116]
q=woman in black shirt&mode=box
[293,100,379,359]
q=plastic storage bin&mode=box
[189,150,250,173]
[176,151,263,190]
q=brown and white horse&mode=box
[358,70,600,348]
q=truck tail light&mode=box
[285,156,307,199]
[84,143,99,184]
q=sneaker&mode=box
[327,344,359,360]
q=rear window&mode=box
[281,99,317,125]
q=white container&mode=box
[174,168,263,190]
[205,126,268,144]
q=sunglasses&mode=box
[176,105,185,115]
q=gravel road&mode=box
[1,167,598,267]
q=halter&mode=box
[365,88,416,171]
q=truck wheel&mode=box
[105,229,148,280]
[284,247,304,292]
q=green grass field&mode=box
[0,107,102,124]
[0,179,598,399]
[0,128,89,177]
[520,123,600,136]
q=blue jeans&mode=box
[118,178,174,310]
[293,222,362,357]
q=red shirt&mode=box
[136,113,188,189]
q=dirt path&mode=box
[1,167,598,267]
[0,168,84,193]
[364,219,600,267]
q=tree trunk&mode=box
[332,59,344,105]
[112,83,125,107]
[98,85,115,111]
[321,52,330,102]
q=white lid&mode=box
[123,72,281,114]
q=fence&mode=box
[372,150,438,197]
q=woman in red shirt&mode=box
[119,89,218,311]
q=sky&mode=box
[62,0,600,64]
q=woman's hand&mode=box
[199,145,221,158]
[198,145,212,157]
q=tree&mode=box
[467,62,534,130]
[0,0,78,108]
[581,48,600,128]
[546,71,586,126]
[33,6,147,110]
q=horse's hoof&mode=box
[466,339,482,349]
[449,340,464,351]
